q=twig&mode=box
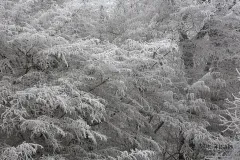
[154,121,164,133]
[89,77,110,92]
[165,152,178,160]
[151,51,171,69]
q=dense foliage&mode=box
[1,0,240,160]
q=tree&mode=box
[1,0,239,159]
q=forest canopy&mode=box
[1,0,240,160]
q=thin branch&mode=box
[154,121,164,133]
[151,51,171,69]
[107,30,121,36]
[0,49,7,59]
[178,29,189,41]
[165,152,178,160]
[25,44,36,56]
[195,21,210,39]
[16,47,26,55]
[139,109,153,117]
[89,77,110,92]
[152,51,157,59]
[59,112,66,119]
[151,62,158,69]
[163,51,171,57]
[149,115,154,123]
[228,0,237,10]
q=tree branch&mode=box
[149,115,154,123]
[165,152,178,160]
[89,77,110,92]
[195,21,210,39]
[154,121,164,133]
[150,51,171,69]
[178,30,189,41]
[16,47,26,55]
[228,0,237,10]
[107,30,121,36]
[25,44,36,56]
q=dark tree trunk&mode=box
[178,29,195,69]
[180,40,195,69]
[178,131,185,160]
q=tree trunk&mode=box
[178,131,185,160]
